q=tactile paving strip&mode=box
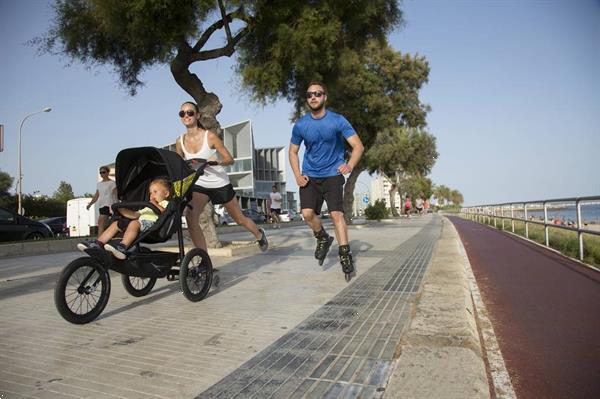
[197,217,441,398]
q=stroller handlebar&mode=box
[186,158,219,175]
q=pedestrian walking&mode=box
[269,184,282,228]
[86,166,117,236]
[289,81,364,279]
[415,195,424,215]
[404,196,412,218]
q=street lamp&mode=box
[18,107,52,215]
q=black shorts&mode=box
[99,206,111,216]
[270,208,281,215]
[192,184,236,205]
[299,175,345,214]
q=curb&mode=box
[0,222,304,259]
[384,217,491,399]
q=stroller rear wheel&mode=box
[121,275,157,297]
[55,257,111,324]
[179,248,213,302]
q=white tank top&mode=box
[179,130,230,188]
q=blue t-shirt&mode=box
[291,110,356,178]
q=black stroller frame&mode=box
[55,147,215,324]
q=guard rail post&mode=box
[576,199,584,261]
[524,203,529,239]
[544,202,549,246]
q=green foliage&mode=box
[22,195,66,218]
[0,170,13,195]
[402,175,433,200]
[52,181,75,204]
[436,204,461,213]
[433,184,463,206]
[238,2,402,110]
[0,170,15,208]
[364,199,389,221]
[366,126,437,178]
[38,0,401,99]
[37,0,214,93]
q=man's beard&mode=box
[308,101,324,112]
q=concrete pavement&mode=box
[0,215,495,398]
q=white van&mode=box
[66,198,98,237]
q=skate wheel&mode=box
[318,258,324,266]
[345,273,351,282]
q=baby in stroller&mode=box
[77,178,171,259]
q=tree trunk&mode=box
[389,184,399,217]
[343,168,361,224]
[171,48,223,248]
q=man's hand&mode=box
[338,163,352,175]
[296,175,309,187]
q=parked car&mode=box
[218,213,236,226]
[279,209,302,222]
[0,207,54,242]
[39,216,68,237]
[242,208,266,224]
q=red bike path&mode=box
[447,216,600,399]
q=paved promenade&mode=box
[0,215,490,398]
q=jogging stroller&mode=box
[55,147,216,324]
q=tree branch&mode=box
[192,7,245,52]
[218,0,233,43]
[192,28,248,61]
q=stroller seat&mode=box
[134,201,182,245]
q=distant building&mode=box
[370,174,401,212]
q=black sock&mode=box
[314,228,328,239]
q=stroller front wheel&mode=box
[179,248,213,302]
[55,257,111,324]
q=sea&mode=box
[519,203,600,224]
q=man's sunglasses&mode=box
[99,170,108,174]
[305,91,324,99]
[179,110,196,117]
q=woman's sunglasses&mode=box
[99,170,108,175]
[179,110,196,117]
[305,91,324,99]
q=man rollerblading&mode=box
[289,81,364,280]
[339,245,355,281]
[314,228,334,266]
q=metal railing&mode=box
[461,196,600,262]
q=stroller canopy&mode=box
[114,147,195,202]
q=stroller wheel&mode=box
[179,248,213,302]
[121,275,157,297]
[55,257,111,324]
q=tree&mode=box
[0,170,15,208]
[333,44,432,220]
[53,181,75,204]
[450,189,464,206]
[241,38,431,221]
[37,0,403,244]
[401,175,433,203]
[365,126,437,215]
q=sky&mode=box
[1,0,599,206]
